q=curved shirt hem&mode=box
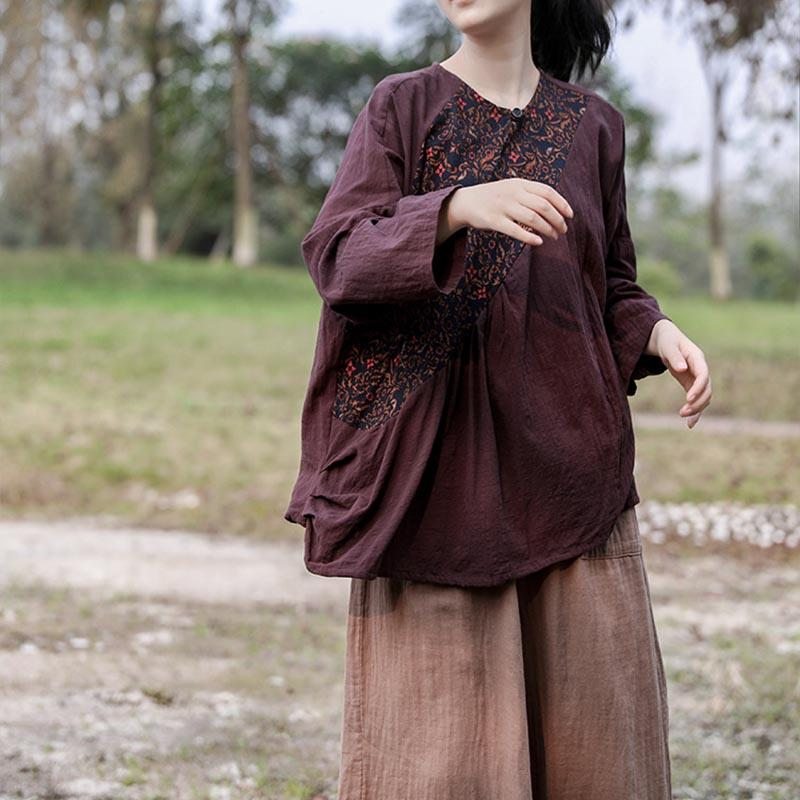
[299,493,641,589]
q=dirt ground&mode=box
[1,510,798,800]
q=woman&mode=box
[285,0,712,796]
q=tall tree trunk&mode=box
[228,0,258,267]
[137,0,164,262]
[707,64,732,300]
[38,0,59,246]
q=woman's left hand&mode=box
[647,319,712,429]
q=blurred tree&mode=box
[135,0,166,262]
[223,0,286,267]
[625,0,799,300]
[747,233,800,301]
[725,166,800,297]
[260,39,404,243]
[393,0,462,65]
[2,0,795,292]
[1,0,179,253]
[637,255,684,297]
[63,0,139,248]
[637,184,709,294]
[0,0,80,244]
[156,14,230,256]
[112,0,186,261]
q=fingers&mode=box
[681,344,710,406]
[661,337,713,429]
[517,194,569,239]
[513,182,572,239]
[501,217,544,246]
[683,344,709,401]
[681,385,712,427]
[662,343,712,428]
[516,205,565,240]
[522,180,573,221]
[491,179,573,245]
[680,371,711,411]
[661,339,690,380]
[685,410,703,430]
[678,342,712,429]
[681,375,712,415]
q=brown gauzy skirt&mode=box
[335,506,672,800]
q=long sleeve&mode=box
[300,80,468,325]
[602,110,671,396]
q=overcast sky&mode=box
[271,1,799,203]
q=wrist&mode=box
[445,186,471,232]
[646,318,673,357]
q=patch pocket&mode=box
[580,507,643,559]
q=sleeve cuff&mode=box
[433,224,469,293]
[332,183,468,307]
[393,182,468,296]
[617,312,671,396]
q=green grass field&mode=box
[1,248,798,535]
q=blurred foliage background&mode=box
[1,0,798,297]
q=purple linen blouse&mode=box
[283,62,671,587]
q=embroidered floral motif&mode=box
[332,72,588,429]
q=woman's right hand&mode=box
[446,177,574,246]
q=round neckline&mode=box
[431,61,546,115]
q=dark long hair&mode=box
[532,0,614,82]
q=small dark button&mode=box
[511,106,523,118]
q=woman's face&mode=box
[436,0,530,37]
